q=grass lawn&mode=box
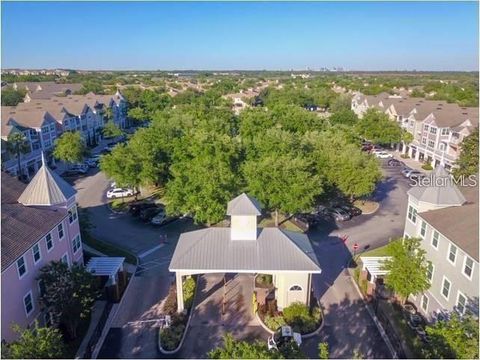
[109,198,130,212]
[82,231,137,265]
[259,214,303,232]
[353,199,379,214]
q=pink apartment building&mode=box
[1,157,83,342]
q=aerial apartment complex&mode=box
[1,82,127,179]
[1,158,83,342]
[352,93,479,171]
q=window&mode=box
[456,292,467,315]
[421,294,429,312]
[23,292,34,316]
[17,257,27,278]
[441,128,449,136]
[421,138,426,144]
[407,206,417,223]
[57,223,64,240]
[431,231,439,249]
[439,143,445,151]
[72,235,82,254]
[42,126,50,134]
[430,127,437,134]
[448,244,457,265]
[420,221,427,238]
[44,139,51,148]
[45,233,53,251]
[32,244,41,264]
[428,140,435,148]
[426,263,434,283]
[61,253,69,265]
[289,285,303,291]
[424,124,429,131]
[442,277,451,300]
[50,124,55,131]
[68,206,78,224]
[463,256,474,279]
[38,279,45,297]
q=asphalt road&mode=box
[75,159,409,359]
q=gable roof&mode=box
[1,172,68,272]
[407,166,466,206]
[226,193,262,216]
[17,156,76,206]
[169,227,321,273]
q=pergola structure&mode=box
[86,256,125,286]
[169,193,322,312]
[360,256,392,284]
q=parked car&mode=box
[375,152,393,159]
[370,146,384,153]
[404,170,423,178]
[339,204,362,217]
[129,201,158,216]
[291,213,320,232]
[401,167,413,177]
[85,156,101,168]
[361,144,373,152]
[268,326,302,351]
[326,207,351,221]
[151,211,169,225]
[140,206,164,222]
[106,188,134,199]
[64,164,88,175]
[387,159,403,167]
[409,173,425,181]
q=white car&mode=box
[375,152,393,159]
[106,188,134,199]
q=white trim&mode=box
[407,205,417,224]
[32,243,42,265]
[421,294,429,312]
[431,230,439,250]
[57,223,64,241]
[420,220,427,238]
[170,269,322,274]
[462,255,474,280]
[16,256,28,279]
[447,243,457,266]
[455,291,467,315]
[72,234,82,254]
[427,262,435,284]
[23,291,34,317]
[288,285,303,291]
[441,276,451,301]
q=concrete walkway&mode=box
[391,150,432,174]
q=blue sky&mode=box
[1,1,478,71]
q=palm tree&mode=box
[6,132,30,179]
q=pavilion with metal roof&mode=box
[169,193,321,312]
[86,257,125,285]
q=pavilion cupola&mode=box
[226,193,262,240]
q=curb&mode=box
[107,203,128,215]
[347,268,398,359]
[158,276,199,355]
[357,202,380,215]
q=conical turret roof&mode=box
[18,154,76,206]
[407,166,466,206]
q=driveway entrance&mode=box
[176,273,271,358]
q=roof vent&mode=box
[462,112,468,115]
[436,107,442,110]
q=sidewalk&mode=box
[390,151,432,174]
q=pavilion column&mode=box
[176,272,184,313]
[401,142,407,154]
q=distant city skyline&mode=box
[2,1,478,71]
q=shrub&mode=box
[267,299,277,316]
[422,163,433,170]
[283,302,319,334]
[400,154,409,159]
[256,274,273,286]
[159,313,186,351]
[264,315,286,330]
[163,285,177,315]
[183,277,196,310]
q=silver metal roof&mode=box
[407,166,466,206]
[86,257,125,277]
[169,227,321,273]
[226,193,262,216]
[17,159,76,206]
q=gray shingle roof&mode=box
[226,193,262,216]
[169,227,321,273]
[407,166,466,206]
[1,172,68,271]
[17,158,76,206]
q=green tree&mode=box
[329,109,358,126]
[318,342,329,359]
[102,121,123,138]
[6,132,30,179]
[53,131,86,164]
[100,143,142,190]
[423,314,479,359]
[453,129,478,177]
[355,108,403,144]
[243,153,322,226]
[127,107,146,123]
[1,88,26,106]
[2,321,66,359]
[208,333,279,359]
[37,261,100,339]
[382,238,431,303]
[329,94,352,112]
